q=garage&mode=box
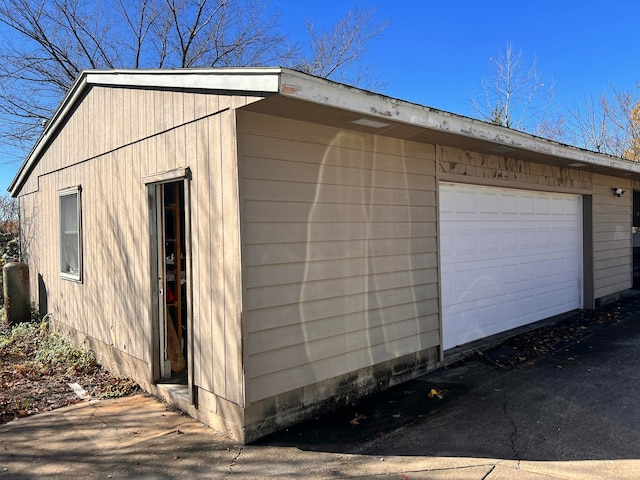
[439,183,583,350]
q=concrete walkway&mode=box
[3,307,640,478]
[2,393,639,479]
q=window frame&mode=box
[58,186,83,282]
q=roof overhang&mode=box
[9,67,640,196]
[267,70,640,178]
[8,67,284,196]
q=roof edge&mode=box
[277,69,640,177]
[9,73,89,196]
[9,67,284,196]
[10,67,640,196]
[84,67,283,92]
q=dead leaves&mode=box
[428,388,447,400]
[348,385,448,428]
[0,348,138,425]
[478,308,614,370]
[350,413,367,426]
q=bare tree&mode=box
[0,194,18,235]
[566,86,640,159]
[0,0,388,160]
[567,92,620,155]
[294,7,389,88]
[468,43,564,139]
[148,0,291,68]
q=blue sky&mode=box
[2,0,639,193]
[274,0,638,111]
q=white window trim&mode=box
[58,186,83,282]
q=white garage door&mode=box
[440,183,582,350]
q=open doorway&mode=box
[155,181,188,384]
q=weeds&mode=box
[1,318,139,425]
[0,319,97,375]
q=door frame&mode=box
[144,167,195,404]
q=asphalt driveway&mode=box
[3,296,640,479]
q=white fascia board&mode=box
[85,67,282,93]
[278,69,640,176]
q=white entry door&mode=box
[439,183,582,350]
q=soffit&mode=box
[242,94,640,179]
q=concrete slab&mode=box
[0,395,235,478]
[514,460,640,480]
[2,393,640,479]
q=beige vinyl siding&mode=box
[19,86,262,405]
[238,111,440,403]
[592,174,633,298]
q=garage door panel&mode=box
[439,230,454,258]
[519,195,537,214]
[536,228,551,248]
[517,261,537,286]
[478,230,500,254]
[536,196,551,214]
[538,258,561,278]
[501,229,519,253]
[520,228,536,249]
[479,191,499,213]
[453,230,478,256]
[551,227,568,247]
[501,193,518,214]
[550,256,580,280]
[459,299,515,345]
[457,189,479,213]
[440,183,582,350]
[500,262,519,286]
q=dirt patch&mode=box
[0,321,139,425]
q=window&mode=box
[59,187,82,281]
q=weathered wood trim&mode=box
[142,166,191,185]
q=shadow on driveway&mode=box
[257,295,640,463]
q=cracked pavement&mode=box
[3,304,640,478]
